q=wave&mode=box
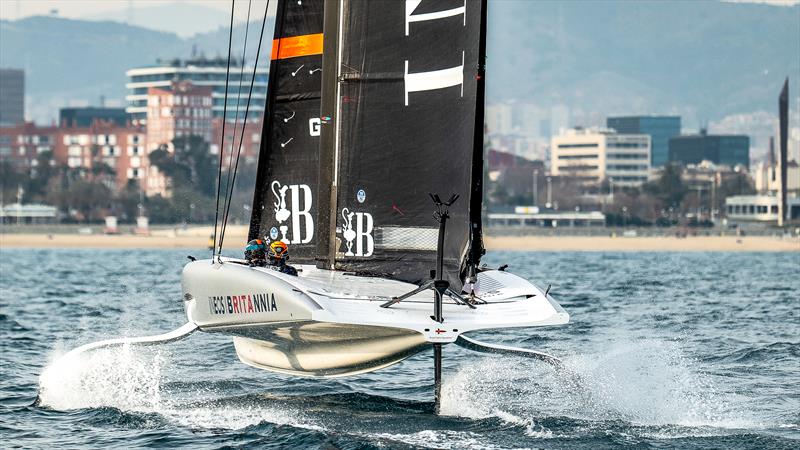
[36,345,322,432]
[440,338,765,435]
[35,334,788,446]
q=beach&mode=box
[2,227,797,252]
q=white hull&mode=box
[181,259,568,377]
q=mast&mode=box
[317,0,342,269]
[467,0,488,273]
[778,78,788,228]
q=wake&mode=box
[440,338,763,433]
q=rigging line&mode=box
[218,0,253,256]
[219,0,270,252]
[211,0,237,262]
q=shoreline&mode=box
[1,232,797,252]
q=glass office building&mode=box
[668,132,750,169]
[607,116,681,167]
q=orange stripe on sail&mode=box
[270,33,324,60]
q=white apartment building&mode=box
[550,127,651,187]
[126,57,268,124]
[753,161,800,194]
[725,194,800,223]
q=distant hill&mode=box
[485,0,799,125]
[0,1,797,126]
[86,2,231,38]
[0,15,269,123]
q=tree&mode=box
[115,179,143,222]
[644,163,686,208]
[66,179,112,222]
[1,161,25,203]
[148,135,217,196]
[26,151,57,201]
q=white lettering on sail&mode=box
[290,184,314,244]
[405,0,466,36]
[341,208,373,257]
[309,118,321,136]
[404,51,464,106]
[271,180,314,244]
[355,212,374,257]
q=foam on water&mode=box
[38,344,320,432]
[441,338,762,433]
[370,430,504,450]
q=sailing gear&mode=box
[268,241,289,262]
[276,264,298,276]
[245,239,268,266]
[267,241,297,276]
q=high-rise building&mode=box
[60,107,128,128]
[0,68,25,126]
[668,131,749,169]
[144,81,214,196]
[0,120,145,191]
[54,122,146,190]
[125,57,268,124]
[550,127,651,187]
[607,116,680,168]
[0,122,58,170]
[212,118,262,166]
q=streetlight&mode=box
[609,177,614,204]
[545,176,552,209]
[622,206,628,228]
[532,169,538,207]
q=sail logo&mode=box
[309,118,321,136]
[341,207,374,257]
[403,0,467,106]
[405,0,465,36]
[271,180,314,244]
[208,293,278,315]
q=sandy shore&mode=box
[0,225,249,249]
[2,231,797,252]
[484,235,799,252]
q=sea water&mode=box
[1,249,798,449]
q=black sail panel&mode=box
[330,0,485,287]
[248,0,324,263]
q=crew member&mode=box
[267,240,298,276]
[244,239,268,266]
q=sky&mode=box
[1,0,797,23]
[0,0,256,22]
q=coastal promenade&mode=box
[1,226,797,252]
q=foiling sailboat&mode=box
[55,0,569,412]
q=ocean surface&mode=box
[1,249,798,449]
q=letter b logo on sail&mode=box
[354,212,374,257]
[272,181,314,244]
[341,208,374,257]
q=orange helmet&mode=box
[268,240,289,261]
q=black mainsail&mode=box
[318,0,487,287]
[250,0,487,286]
[248,0,325,263]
